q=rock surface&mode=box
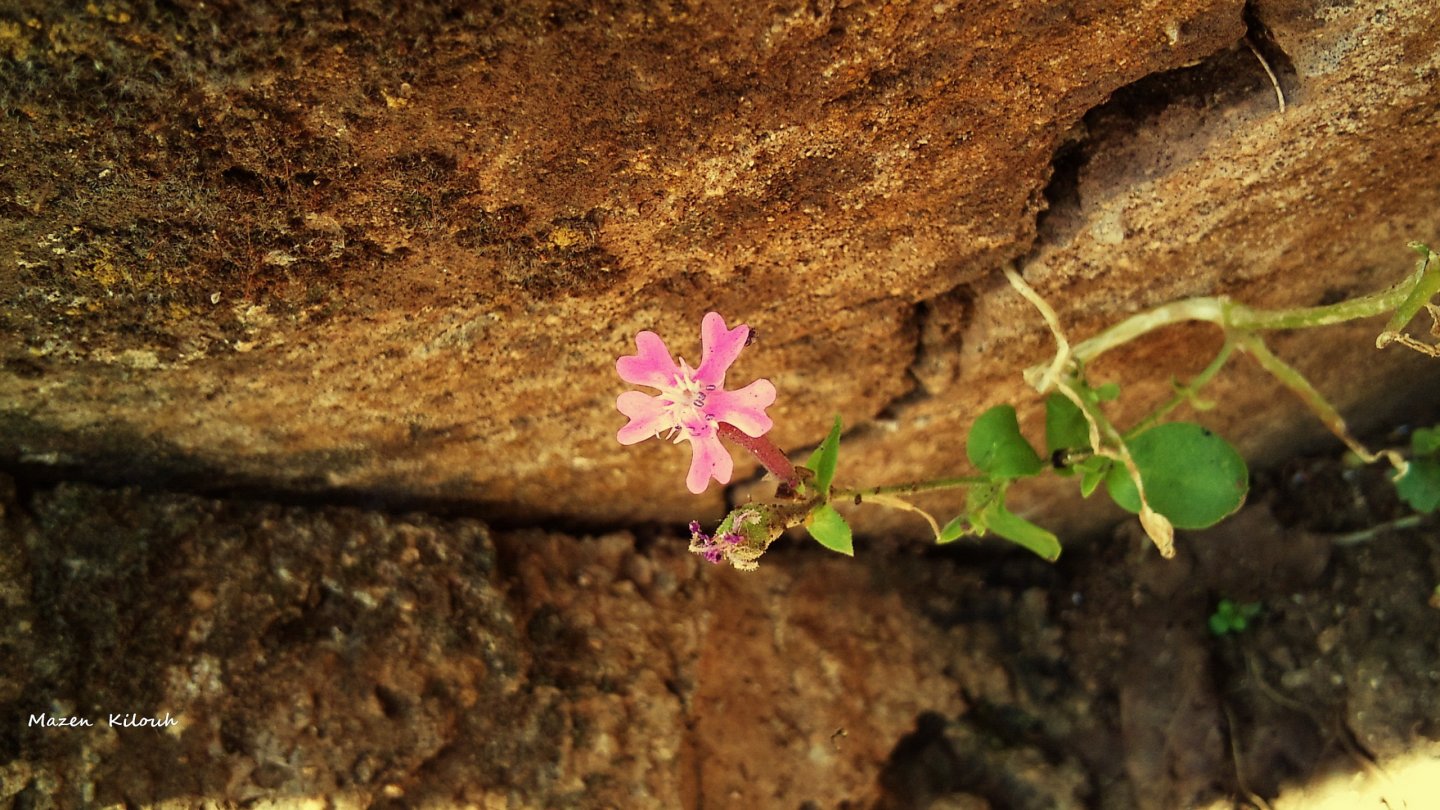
[6,460,1439,808]
[851,0,1440,537]
[6,0,1436,536]
[0,476,973,807]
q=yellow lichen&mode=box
[547,225,587,250]
[0,20,31,60]
[87,258,122,289]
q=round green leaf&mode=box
[1045,393,1089,456]
[967,405,1043,478]
[1395,458,1440,514]
[1105,422,1248,529]
[1411,426,1440,457]
[1208,613,1231,636]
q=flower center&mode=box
[658,359,717,441]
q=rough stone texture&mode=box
[2,1,1439,535]
[832,0,1440,537]
[0,476,973,807]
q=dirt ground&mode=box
[3,429,1438,809]
[867,441,1440,809]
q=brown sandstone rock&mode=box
[1,0,1437,544]
[834,0,1440,540]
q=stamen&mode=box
[656,357,717,446]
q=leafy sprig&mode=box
[680,243,1440,568]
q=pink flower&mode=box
[616,312,777,494]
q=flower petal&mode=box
[705,378,776,437]
[616,391,671,445]
[617,331,679,389]
[695,312,749,388]
[685,430,734,494]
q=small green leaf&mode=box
[806,504,854,555]
[967,405,1044,478]
[983,503,1061,561]
[1095,382,1121,402]
[938,515,968,544]
[1045,393,1090,457]
[1395,458,1440,514]
[1209,600,1261,635]
[1077,457,1110,497]
[1105,422,1249,529]
[805,415,843,496]
[1412,426,1440,457]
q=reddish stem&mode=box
[717,423,798,486]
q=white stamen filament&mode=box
[653,359,710,442]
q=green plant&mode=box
[1208,599,1263,636]
[1394,426,1440,514]
[617,244,1440,569]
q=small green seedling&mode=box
[1394,425,1440,514]
[1208,599,1262,636]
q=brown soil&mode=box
[3,438,1437,808]
[870,447,1440,809]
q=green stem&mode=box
[1072,298,1225,362]
[1126,337,1236,438]
[1381,244,1439,336]
[835,475,990,502]
[1232,332,1386,465]
[1232,283,1421,331]
[1328,514,1427,546]
[1071,276,1421,365]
